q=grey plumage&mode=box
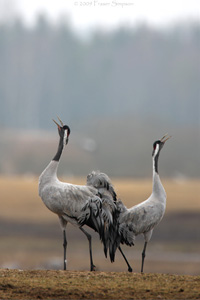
[113,134,171,272]
[87,171,117,202]
[86,171,117,258]
[39,163,101,223]
[86,170,133,272]
[38,119,114,271]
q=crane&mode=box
[38,117,114,271]
[112,134,171,273]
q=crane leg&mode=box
[118,246,132,272]
[63,229,67,270]
[79,227,96,271]
[141,241,147,273]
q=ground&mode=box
[0,269,200,300]
[0,178,200,299]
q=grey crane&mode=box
[39,118,114,271]
[112,134,171,273]
[86,170,133,272]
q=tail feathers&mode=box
[83,202,104,242]
[79,196,102,226]
[100,201,116,258]
[108,220,121,262]
[87,171,117,201]
[116,200,135,246]
[86,170,119,259]
[98,197,135,263]
[119,222,135,246]
[115,199,127,213]
[81,195,113,258]
[109,235,121,262]
[86,171,134,262]
[108,200,135,262]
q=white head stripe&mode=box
[154,143,160,157]
[63,129,68,146]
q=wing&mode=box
[117,203,137,247]
[58,184,102,227]
[58,182,114,254]
[118,197,165,246]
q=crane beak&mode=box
[57,116,64,127]
[52,116,64,130]
[52,119,61,130]
[160,133,172,143]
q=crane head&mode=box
[152,133,171,157]
[52,117,71,145]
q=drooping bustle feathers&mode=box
[86,170,120,261]
[87,171,117,201]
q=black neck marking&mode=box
[154,152,160,173]
[53,135,64,161]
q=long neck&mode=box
[152,152,166,197]
[153,146,160,173]
[39,135,64,190]
[53,135,64,161]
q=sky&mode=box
[0,0,200,34]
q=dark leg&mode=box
[141,241,147,273]
[118,246,132,272]
[79,227,96,271]
[63,229,67,270]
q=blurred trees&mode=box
[0,17,199,129]
[0,17,199,177]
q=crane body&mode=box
[114,134,171,272]
[39,118,113,271]
[39,161,100,224]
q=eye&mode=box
[153,140,161,149]
[63,125,71,136]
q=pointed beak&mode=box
[57,116,64,127]
[160,133,172,143]
[52,119,61,130]
[52,116,64,130]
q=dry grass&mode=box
[0,176,199,223]
[0,269,200,300]
[0,176,199,275]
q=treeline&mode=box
[0,17,199,130]
[0,17,199,177]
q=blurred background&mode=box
[0,0,199,275]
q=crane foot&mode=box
[91,264,96,271]
[128,267,133,272]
